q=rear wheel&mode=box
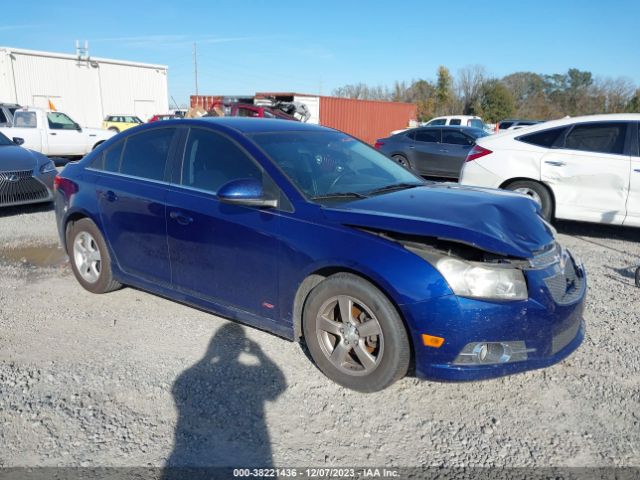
[302,273,410,392]
[391,154,411,170]
[504,180,553,220]
[67,218,121,294]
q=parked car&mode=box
[375,126,489,178]
[424,115,485,129]
[496,119,542,133]
[54,118,585,392]
[102,115,144,133]
[0,131,56,207]
[459,114,640,225]
[0,103,21,127]
[206,102,298,121]
[0,107,115,158]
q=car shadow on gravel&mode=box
[0,202,54,218]
[163,323,286,477]
[555,220,639,243]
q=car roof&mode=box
[481,113,640,142]
[193,117,332,134]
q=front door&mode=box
[166,127,281,320]
[96,127,179,285]
[46,112,86,156]
[541,121,631,224]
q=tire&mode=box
[66,218,121,294]
[635,267,640,288]
[302,273,410,392]
[391,154,411,170]
[504,180,553,221]
[108,127,120,133]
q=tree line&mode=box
[332,66,640,123]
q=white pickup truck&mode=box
[0,107,115,157]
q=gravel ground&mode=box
[0,202,639,469]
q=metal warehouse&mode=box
[191,92,417,145]
[0,46,168,128]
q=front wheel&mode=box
[66,218,121,294]
[504,180,553,221]
[302,273,410,392]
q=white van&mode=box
[425,115,484,129]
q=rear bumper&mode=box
[459,161,503,188]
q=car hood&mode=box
[0,145,39,171]
[321,183,555,258]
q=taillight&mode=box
[54,175,78,196]
[374,141,384,149]
[465,145,492,162]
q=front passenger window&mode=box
[181,128,262,193]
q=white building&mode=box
[0,46,168,128]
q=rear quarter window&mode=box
[517,127,567,148]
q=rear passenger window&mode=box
[415,130,440,143]
[120,128,176,181]
[181,128,262,193]
[517,127,567,148]
[563,123,627,155]
[442,131,472,145]
[449,119,461,126]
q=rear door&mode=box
[166,127,281,320]
[439,129,474,178]
[540,121,631,224]
[409,128,442,175]
[625,122,640,226]
[94,127,180,285]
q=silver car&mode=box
[0,132,56,207]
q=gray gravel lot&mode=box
[0,202,639,469]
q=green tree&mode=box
[627,89,640,112]
[435,66,454,115]
[477,80,515,123]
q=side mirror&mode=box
[75,123,82,132]
[12,137,24,145]
[217,178,278,208]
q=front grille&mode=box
[543,255,585,305]
[0,169,50,207]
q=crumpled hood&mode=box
[0,145,39,171]
[322,183,555,258]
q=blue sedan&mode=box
[54,118,585,392]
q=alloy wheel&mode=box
[315,295,384,376]
[73,231,102,283]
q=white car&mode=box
[0,107,115,158]
[425,115,485,129]
[459,114,640,226]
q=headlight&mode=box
[40,160,56,174]
[407,247,528,301]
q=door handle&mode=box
[50,133,57,136]
[439,149,449,152]
[545,160,566,167]
[103,190,118,202]
[408,145,415,149]
[634,169,640,173]
[170,211,193,225]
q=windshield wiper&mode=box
[367,182,422,196]
[312,192,368,200]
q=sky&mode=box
[2,0,639,107]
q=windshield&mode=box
[0,132,13,146]
[250,131,424,200]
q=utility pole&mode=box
[193,42,199,97]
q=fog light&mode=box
[454,341,535,365]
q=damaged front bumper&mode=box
[401,250,586,381]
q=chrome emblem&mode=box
[7,174,19,183]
